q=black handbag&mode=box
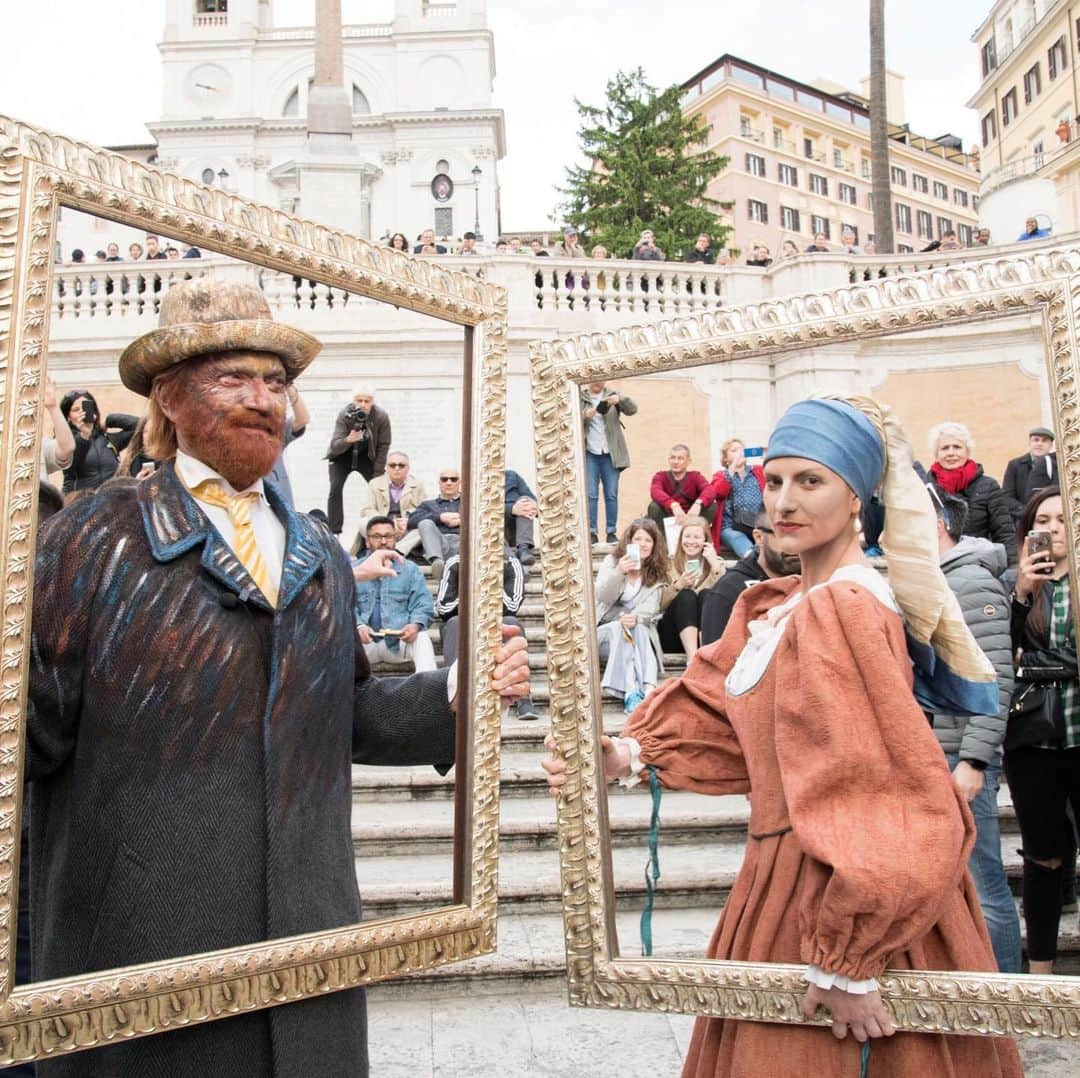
[1005,645,1075,750]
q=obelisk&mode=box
[307,0,353,151]
[291,0,379,236]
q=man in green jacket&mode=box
[580,381,636,543]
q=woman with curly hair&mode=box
[595,517,672,713]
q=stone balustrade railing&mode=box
[47,231,1080,344]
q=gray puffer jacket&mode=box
[931,536,1014,765]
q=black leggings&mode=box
[658,589,701,653]
[1004,745,1080,962]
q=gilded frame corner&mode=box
[529,250,1080,1036]
[0,114,509,1065]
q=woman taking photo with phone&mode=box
[595,518,671,713]
[658,517,724,660]
[547,397,1019,1075]
[1006,485,1080,976]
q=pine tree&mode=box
[558,68,730,260]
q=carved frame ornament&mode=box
[0,115,508,1064]
[529,250,1080,1036]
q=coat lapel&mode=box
[139,463,326,614]
[265,479,328,611]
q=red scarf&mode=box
[930,458,978,494]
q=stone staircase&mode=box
[358,547,1080,1004]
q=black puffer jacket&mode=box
[932,465,1016,565]
[62,415,138,494]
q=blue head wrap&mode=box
[763,399,884,503]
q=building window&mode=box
[937,216,953,237]
[197,0,228,11]
[201,167,216,184]
[860,158,871,179]
[780,206,801,231]
[778,163,799,186]
[981,38,997,77]
[981,109,997,146]
[890,165,907,186]
[747,199,769,223]
[803,137,815,159]
[809,173,829,196]
[839,182,857,205]
[833,148,844,168]
[933,180,948,200]
[953,188,969,208]
[1024,63,1041,103]
[1002,87,1019,126]
[434,206,453,235]
[740,115,753,137]
[773,126,786,149]
[897,244,914,253]
[972,195,980,211]
[958,223,974,245]
[895,203,912,233]
[917,210,933,239]
[810,215,830,238]
[745,152,766,177]
[1049,36,1068,79]
[912,173,928,193]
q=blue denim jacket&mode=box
[352,555,434,651]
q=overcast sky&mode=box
[0,0,988,230]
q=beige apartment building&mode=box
[968,0,1080,236]
[680,55,980,257]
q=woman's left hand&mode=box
[801,986,896,1042]
[619,612,637,629]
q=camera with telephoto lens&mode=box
[344,402,369,431]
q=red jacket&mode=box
[709,465,766,548]
[649,469,717,512]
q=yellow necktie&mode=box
[190,478,277,607]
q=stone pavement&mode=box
[368,991,1080,1077]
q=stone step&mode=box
[350,790,752,857]
[357,831,1034,920]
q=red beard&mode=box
[187,413,283,491]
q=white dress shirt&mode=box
[175,450,286,595]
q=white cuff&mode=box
[446,661,457,703]
[613,735,645,788]
[804,965,878,994]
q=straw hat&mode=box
[119,279,321,397]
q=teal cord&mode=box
[860,1041,870,1078]
[639,765,663,956]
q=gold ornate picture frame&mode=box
[0,115,508,1066]
[530,249,1080,1037]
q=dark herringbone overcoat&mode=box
[28,463,455,1077]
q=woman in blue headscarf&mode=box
[545,396,1021,1076]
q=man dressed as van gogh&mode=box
[26,279,530,1078]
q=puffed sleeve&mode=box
[621,635,749,796]
[773,582,973,981]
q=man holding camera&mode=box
[581,381,637,544]
[325,385,392,535]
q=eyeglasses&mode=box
[439,475,460,482]
[387,462,408,468]
[367,531,396,541]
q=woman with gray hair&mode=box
[928,420,1016,564]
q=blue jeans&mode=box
[720,526,753,558]
[945,754,1022,973]
[586,451,620,536]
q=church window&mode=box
[283,88,300,117]
[201,167,216,184]
[197,0,227,11]
[352,85,371,114]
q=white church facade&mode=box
[68,0,504,251]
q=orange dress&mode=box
[623,574,1023,1077]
